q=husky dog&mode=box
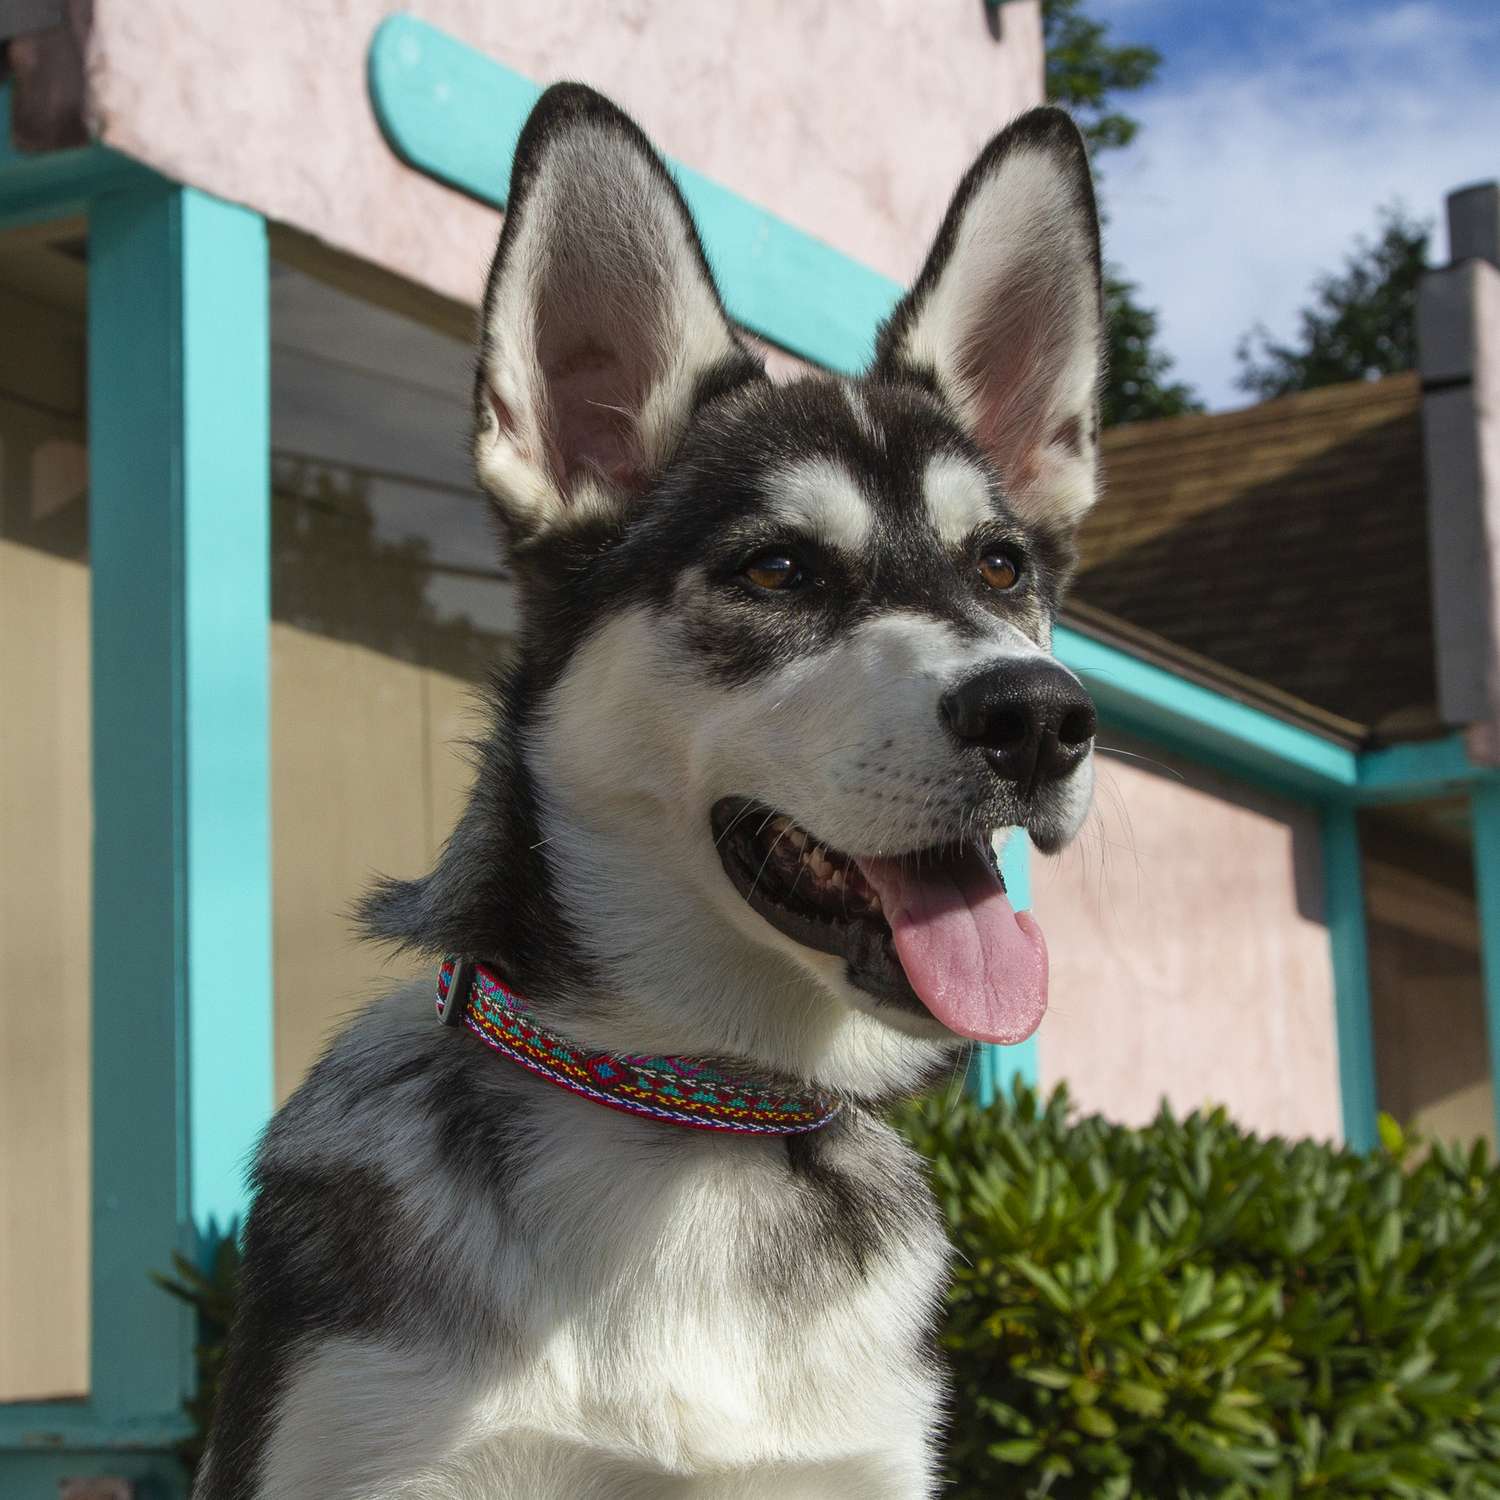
[199,84,1103,1500]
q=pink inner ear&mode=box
[538,272,660,498]
[960,288,1060,491]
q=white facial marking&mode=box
[765,457,874,553]
[923,454,995,547]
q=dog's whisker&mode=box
[747,825,793,902]
[713,802,763,851]
[1095,743,1187,783]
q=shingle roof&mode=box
[1072,373,1438,742]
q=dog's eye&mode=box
[743,554,804,592]
[977,551,1022,591]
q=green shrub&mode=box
[160,1090,1500,1496]
[154,1235,241,1479]
[896,1084,1500,1499]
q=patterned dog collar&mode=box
[435,957,840,1135]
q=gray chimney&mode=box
[1448,182,1500,268]
[1421,179,1500,751]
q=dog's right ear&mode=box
[475,84,760,542]
[870,108,1103,541]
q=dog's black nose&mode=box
[939,660,1096,787]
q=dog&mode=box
[197,83,1103,1499]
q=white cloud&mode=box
[1100,2,1500,408]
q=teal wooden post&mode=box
[1321,804,1379,1151]
[88,183,271,1425]
[1470,785,1500,1141]
[970,831,1039,1106]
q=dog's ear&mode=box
[871,108,1103,537]
[475,84,760,540]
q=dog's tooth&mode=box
[829,868,845,890]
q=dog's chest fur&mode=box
[221,994,950,1497]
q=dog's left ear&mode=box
[871,108,1104,537]
[475,84,760,541]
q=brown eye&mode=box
[744,555,803,591]
[978,551,1021,591]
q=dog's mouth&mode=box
[710,798,1047,1045]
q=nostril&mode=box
[988,709,1030,748]
[940,690,977,741]
[1058,706,1096,748]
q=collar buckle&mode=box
[436,956,476,1026]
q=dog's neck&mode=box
[526,798,960,1105]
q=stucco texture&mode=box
[1031,736,1344,1143]
[87,0,1044,314]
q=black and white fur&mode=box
[199,87,1103,1499]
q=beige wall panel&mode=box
[271,625,491,1099]
[0,429,90,1397]
[90,1,1044,311]
[271,623,434,1099]
[1032,738,1343,1142]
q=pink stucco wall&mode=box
[1031,735,1344,1143]
[87,1,1043,313]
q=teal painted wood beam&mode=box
[1321,805,1379,1151]
[0,85,153,231]
[970,832,1038,1106]
[86,183,272,1426]
[180,193,275,1236]
[0,1449,188,1497]
[367,15,901,374]
[1355,732,1500,804]
[1470,786,1500,1141]
[1055,625,1361,799]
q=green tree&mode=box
[1040,0,1203,425]
[1042,0,1160,157]
[1102,271,1202,426]
[1235,205,1431,399]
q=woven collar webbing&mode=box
[435,957,840,1136]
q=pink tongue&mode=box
[855,852,1047,1045]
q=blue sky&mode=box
[1088,0,1500,408]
